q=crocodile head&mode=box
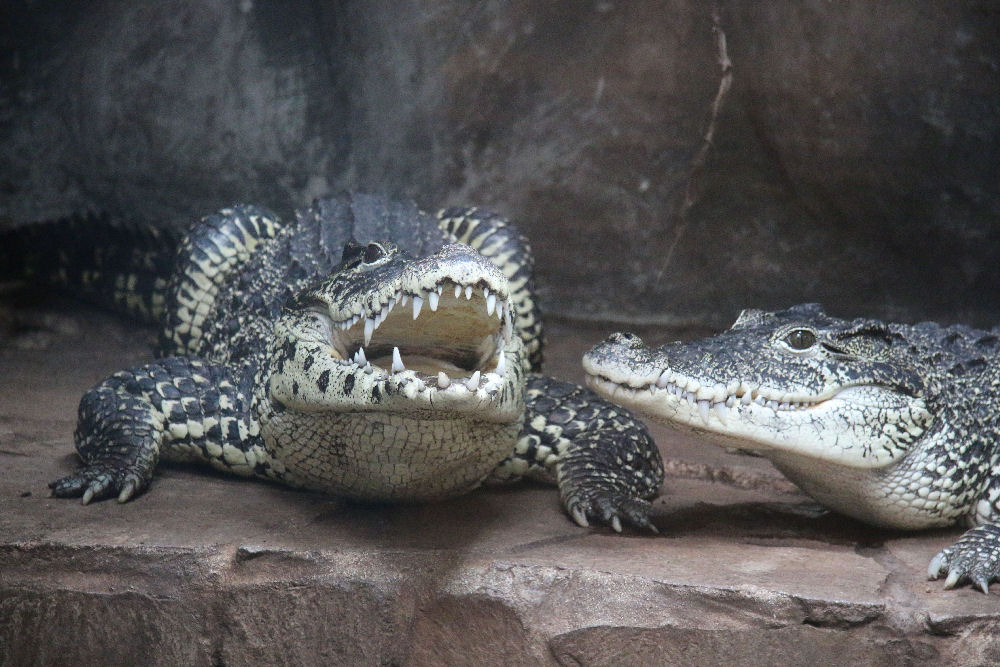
[271,239,523,419]
[584,304,932,468]
[263,239,525,500]
[583,304,954,527]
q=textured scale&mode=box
[9,194,663,532]
[584,303,1000,591]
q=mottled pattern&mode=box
[28,194,661,530]
[584,303,1000,591]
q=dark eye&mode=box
[784,328,817,350]
[363,242,387,264]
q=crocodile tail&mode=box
[0,213,182,323]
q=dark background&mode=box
[2,0,998,327]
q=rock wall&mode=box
[2,0,997,326]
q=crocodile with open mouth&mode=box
[583,303,1000,591]
[5,194,663,530]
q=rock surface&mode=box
[2,298,999,665]
[2,1,998,326]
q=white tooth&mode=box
[437,371,451,388]
[403,382,418,399]
[656,371,671,388]
[436,284,443,295]
[412,295,423,319]
[392,346,405,373]
[742,391,753,405]
[355,347,367,365]
[486,292,497,316]
[400,293,409,306]
[497,301,504,319]
[503,310,513,342]
[698,400,710,421]
[714,402,728,422]
[428,291,439,311]
[465,285,473,300]
[364,318,375,346]
[455,284,462,298]
[496,350,506,375]
[483,287,490,303]
[725,395,737,408]
[465,370,481,391]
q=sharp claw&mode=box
[571,506,589,528]
[928,553,946,579]
[81,487,94,505]
[611,516,623,533]
[944,570,962,589]
[973,573,990,595]
[117,481,135,503]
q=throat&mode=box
[765,449,959,530]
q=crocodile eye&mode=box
[363,242,387,264]
[784,328,817,350]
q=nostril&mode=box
[609,331,643,346]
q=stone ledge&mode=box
[2,302,999,665]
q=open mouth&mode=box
[327,281,515,391]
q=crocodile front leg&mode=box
[492,375,664,531]
[49,356,266,504]
[928,523,1000,593]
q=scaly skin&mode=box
[6,194,663,530]
[584,303,1000,591]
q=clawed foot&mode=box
[563,487,658,534]
[49,464,149,505]
[927,524,1000,594]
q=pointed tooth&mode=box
[503,309,513,342]
[465,370,481,391]
[412,295,423,319]
[465,285,473,300]
[437,371,451,389]
[400,293,409,306]
[714,402,728,423]
[392,346,405,373]
[428,291,439,311]
[656,370,671,388]
[354,347,367,365]
[483,287,490,302]
[698,400,710,421]
[486,292,497,316]
[496,350,506,375]
[455,284,462,298]
[364,318,375,346]
[436,284,443,295]
[497,300,505,319]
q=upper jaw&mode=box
[583,334,836,422]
